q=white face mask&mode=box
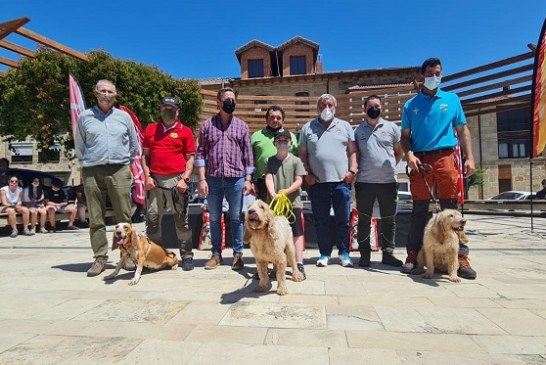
[32,182,40,187]
[423,76,441,90]
[320,107,334,122]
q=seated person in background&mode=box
[23,176,48,234]
[44,179,79,232]
[0,175,34,237]
[0,158,11,187]
[74,184,89,228]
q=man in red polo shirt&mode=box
[142,96,196,270]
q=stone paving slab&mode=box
[0,215,545,364]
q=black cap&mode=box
[161,96,179,109]
[274,129,291,140]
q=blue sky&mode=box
[1,1,545,79]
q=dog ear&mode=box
[129,225,139,249]
[264,205,279,241]
[111,228,119,251]
[430,214,446,243]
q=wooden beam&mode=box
[0,39,35,58]
[442,52,533,82]
[15,27,88,61]
[0,56,19,68]
[0,17,30,40]
[0,71,5,77]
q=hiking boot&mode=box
[297,263,306,280]
[122,260,136,271]
[231,254,244,271]
[359,250,371,267]
[382,252,403,267]
[10,229,18,238]
[457,255,477,280]
[252,269,276,280]
[401,250,418,273]
[204,254,223,270]
[339,252,353,267]
[181,257,194,271]
[87,256,108,277]
[316,255,330,267]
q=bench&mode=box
[0,208,122,228]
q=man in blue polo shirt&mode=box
[400,57,476,279]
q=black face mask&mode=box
[222,99,236,114]
[266,125,282,133]
[366,106,381,119]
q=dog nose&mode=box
[248,209,256,215]
[460,219,466,225]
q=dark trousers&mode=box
[355,182,397,254]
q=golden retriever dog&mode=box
[243,200,304,295]
[104,222,178,285]
[414,209,469,283]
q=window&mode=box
[248,59,264,78]
[290,56,306,75]
[38,143,61,163]
[497,108,531,132]
[295,91,309,105]
[498,140,529,159]
[10,142,33,164]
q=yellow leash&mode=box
[269,192,296,224]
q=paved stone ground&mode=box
[0,214,545,364]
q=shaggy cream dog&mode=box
[243,200,304,295]
[414,209,469,283]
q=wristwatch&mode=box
[183,177,190,183]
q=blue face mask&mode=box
[275,141,291,151]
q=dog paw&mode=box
[422,272,434,279]
[254,285,268,292]
[171,265,178,270]
[276,286,288,296]
[449,276,461,283]
[292,272,304,282]
[128,279,139,286]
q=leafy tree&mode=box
[0,48,202,159]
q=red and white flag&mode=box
[119,105,146,207]
[69,73,86,140]
[453,129,465,204]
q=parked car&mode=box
[488,191,535,201]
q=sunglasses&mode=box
[9,181,18,184]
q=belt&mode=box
[414,147,454,157]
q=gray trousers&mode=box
[146,173,193,259]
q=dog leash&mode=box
[406,163,441,212]
[269,192,296,223]
[156,185,188,214]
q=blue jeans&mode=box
[206,176,244,256]
[309,181,352,257]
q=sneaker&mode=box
[339,252,353,267]
[231,254,244,271]
[9,229,18,238]
[457,255,477,280]
[297,263,306,280]
[87,256,108,277]
[252,269,276,280]
[122,260,136,271]
[39,227,48,234]
[23,229,35,236]
[316,255,330,267]
[359,250,371,267]
[50,226,57,233]
[204,254,223,270]
[181,257,194,271]
[401,250,417,273]
[66,225,80,231]
[382,252,403,267]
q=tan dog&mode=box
[414,209,469,283]
[104,222,178,285]
[243,200,304,295]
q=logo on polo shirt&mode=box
[413,107,419,115]
[440,104,448,112]
[170,132,178,138]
